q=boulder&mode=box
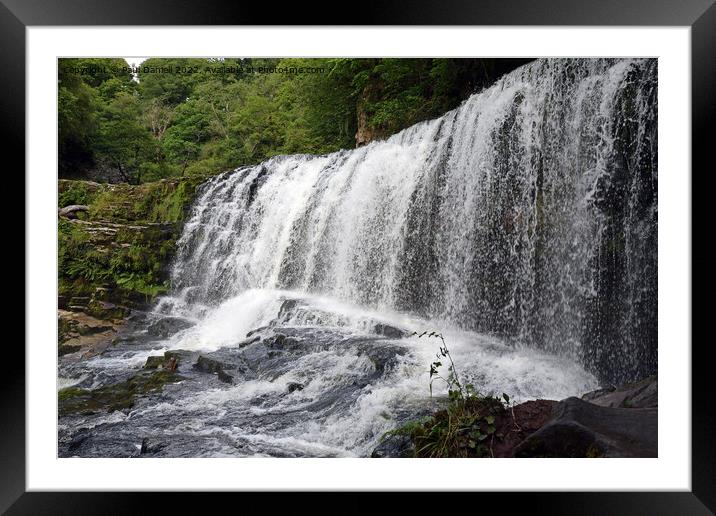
[139,437,167,456]
[58,309,120,357]
[287,382,304,393]
[372,323,407,339]
[277,299,300,319]
[513,397,657,458]
[146,316,193,338]
[58,204,89,219]
[371,433,414,458]
[143,352,182,371]
[87,300,129,321]
[58,344,82,356]
[357,342,407,375]
[582,375,657,408]
[193,354,237,384]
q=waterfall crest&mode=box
[163,58,657,385]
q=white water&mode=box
[161,57,657,385]
[60,58,657,457]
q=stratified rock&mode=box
[581,375,657,408]
[371,434,414,458]
[58,344,82,356]
[513,397,657,457]
[87,300,129,321]
[58,309,121,356]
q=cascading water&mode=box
[164,57,657,385]
[59,58,657,458]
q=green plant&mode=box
[413,330,465,399]
[381,331,515,458]
[58,182,90,207]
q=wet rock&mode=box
[194,355,235,374]
[58,309,121,357]
[68,429,91,453]
[238,335,261,348]
[490,400,557,457]
[371,434,414,458]
[62,429,143,458]
[139,437,167,456]
[164,350,193,363]
[277,299,300,320]
[264,333,301,352]
[126,310,149,323]
[217,370,234,384]
[246,166,268,206]
[513,397,657,458]
[68,296,91,311]
[357,342,407,375]
[58,370,184,416]
[58,344,82,356]
[240,342,270,370]
[582,375,657,408]
[245,327,268,338]
[77,323,114,336]
[143,352,181,371]
[146,316,193,338]
[87,300,129,321]
[287,382,304,393]
[372,323,407,339]
[144,356,166,369]
[193,354,239,384]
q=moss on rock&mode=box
[58,370,184,416]
[58,177,204,315]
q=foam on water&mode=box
[59,58,657,457]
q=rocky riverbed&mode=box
[58,290,655,458]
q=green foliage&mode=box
[383,331,516,458]
[58,386,89,401]
[413,330,465,399]
[58,179,199,305]
[94,92,157,184]
[59,57,525,182]
[408,395,507,458]
[58,58,136,177]
[58,181,91,207]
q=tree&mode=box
[95,92,156,184]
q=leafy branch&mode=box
[412,330,465,400]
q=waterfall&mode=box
[163,58,657,386]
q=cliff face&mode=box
[57,177,204,351]
[355,82,389,147]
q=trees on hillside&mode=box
[58,57,532,183]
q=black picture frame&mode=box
[6,0,712,512]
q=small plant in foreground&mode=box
[381,331,516,457]
[412,330,465,400]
